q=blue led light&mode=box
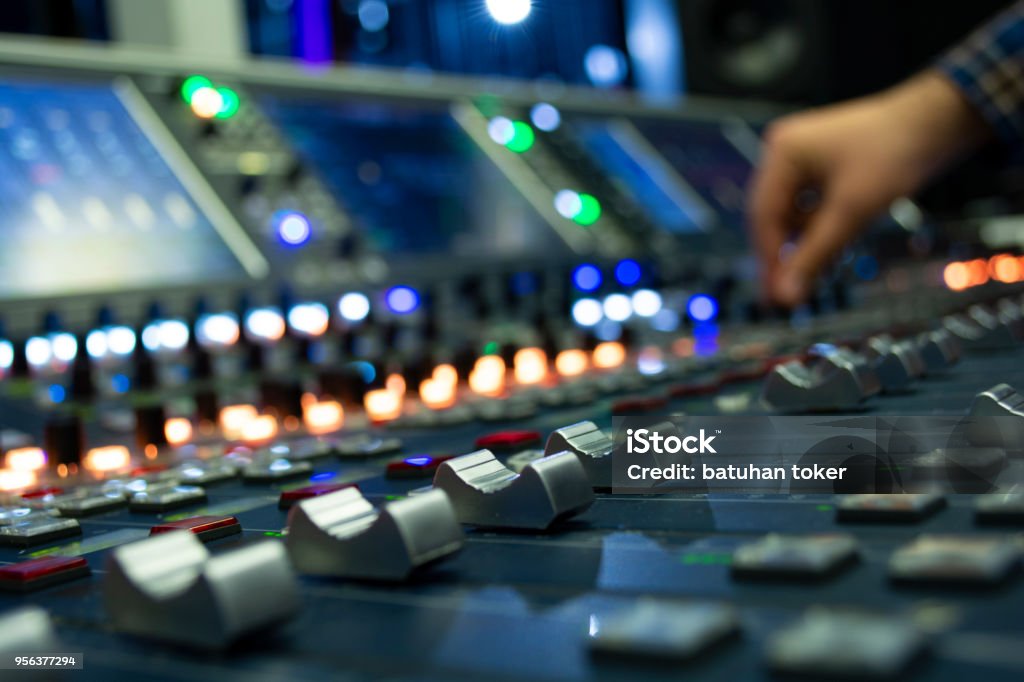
[687,294,718,323]
[350,361,377,384]
[385,286,420,315]
[48,384,66,403]
[310,471,336,482]
[614,259,642,287]
[112,374,130,394]
[572,264,602,292]
[404,456,433,467]
[275,211,312,246]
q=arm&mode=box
[749,2,1024,306]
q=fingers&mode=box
[773,192,872,307]
[747,140,806,298]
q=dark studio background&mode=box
[1,0,1019,216]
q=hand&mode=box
[748,71,990,306]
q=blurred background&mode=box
[0,0,1014,102]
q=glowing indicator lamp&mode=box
[180,75,212,103]
[304,400,344,435]
[614,259,642,286]
[530,103,561,132]
[385,286,420,315]
[287,302,330,337]
[505,121,535,153]
[572,264,602,292]
[275,211,312,246]
[686,294,718,323]
[215,87,240,119]
[486,0,532,26]
[244,307,286,344]
[338,293,371,322]
[554,190,601,225]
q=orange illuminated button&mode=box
[474,430,541,451]
[0,555,90,593]
[149,515,242,542]
[278,482,357,509]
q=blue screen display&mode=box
[259,95,566,258]
[0,78,246,299]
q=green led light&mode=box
[573,193,601,226]
[215,86,240,119]
[181,75,212,103]
[815,504,834,512]
[263,530,283,537]
[505,121,535,153]
[482,341,500,356]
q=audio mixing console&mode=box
[0,42,1022,681]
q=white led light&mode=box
[554,189,583,219]
[197,313,239,348]
[25,337,51,367]
[630,289,662,317]
[158,320,190,352]
[487,116,515,145]
[486,0,532,25]
[287,302,330,337]
[530,103,561,132]
[571,298,603,327]
[244,307,285,342]
[107,326,136,356]
[0,340,13,370]
[50,333,78,363]
[338,293,371,322]
[86,329,108,359]
[602,293,632,322]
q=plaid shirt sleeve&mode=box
[937,2,1024,152]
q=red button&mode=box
[386,455,455,479]
[150,515,242,542]
[278,483,356,509]
[612,396,668,413]
[20,487,65,500]
[131,464,170,476]
[668,380,720,398]
[0,556,90,592]
[474,430,541,451]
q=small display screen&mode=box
[572,119,713,234]
[633,118,757,233]
[0,78,248,300]
[259,95,566,258]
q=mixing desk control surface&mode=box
[0,54,1020,682]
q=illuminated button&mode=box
[732,534,859,581]
[286,487,463,581]
[53,491,127,517]
[20,486,65,500]
[474,430,541,451]
[335,435,403,458]
[242,458,313,484]
[0,555,90,593]
[386,455,455,480]
[889,535,1020,586]
[589,599,739,661]
[259,439,333,462]
[0,516,81,547]
[278,482,357,510]
[836,493,946,523]
[766,611,926,679]
[433,450,594,529]
[175,459,237,486]
[150,515,242,543]
[975,492,1024,525]
[129,483,207,513]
